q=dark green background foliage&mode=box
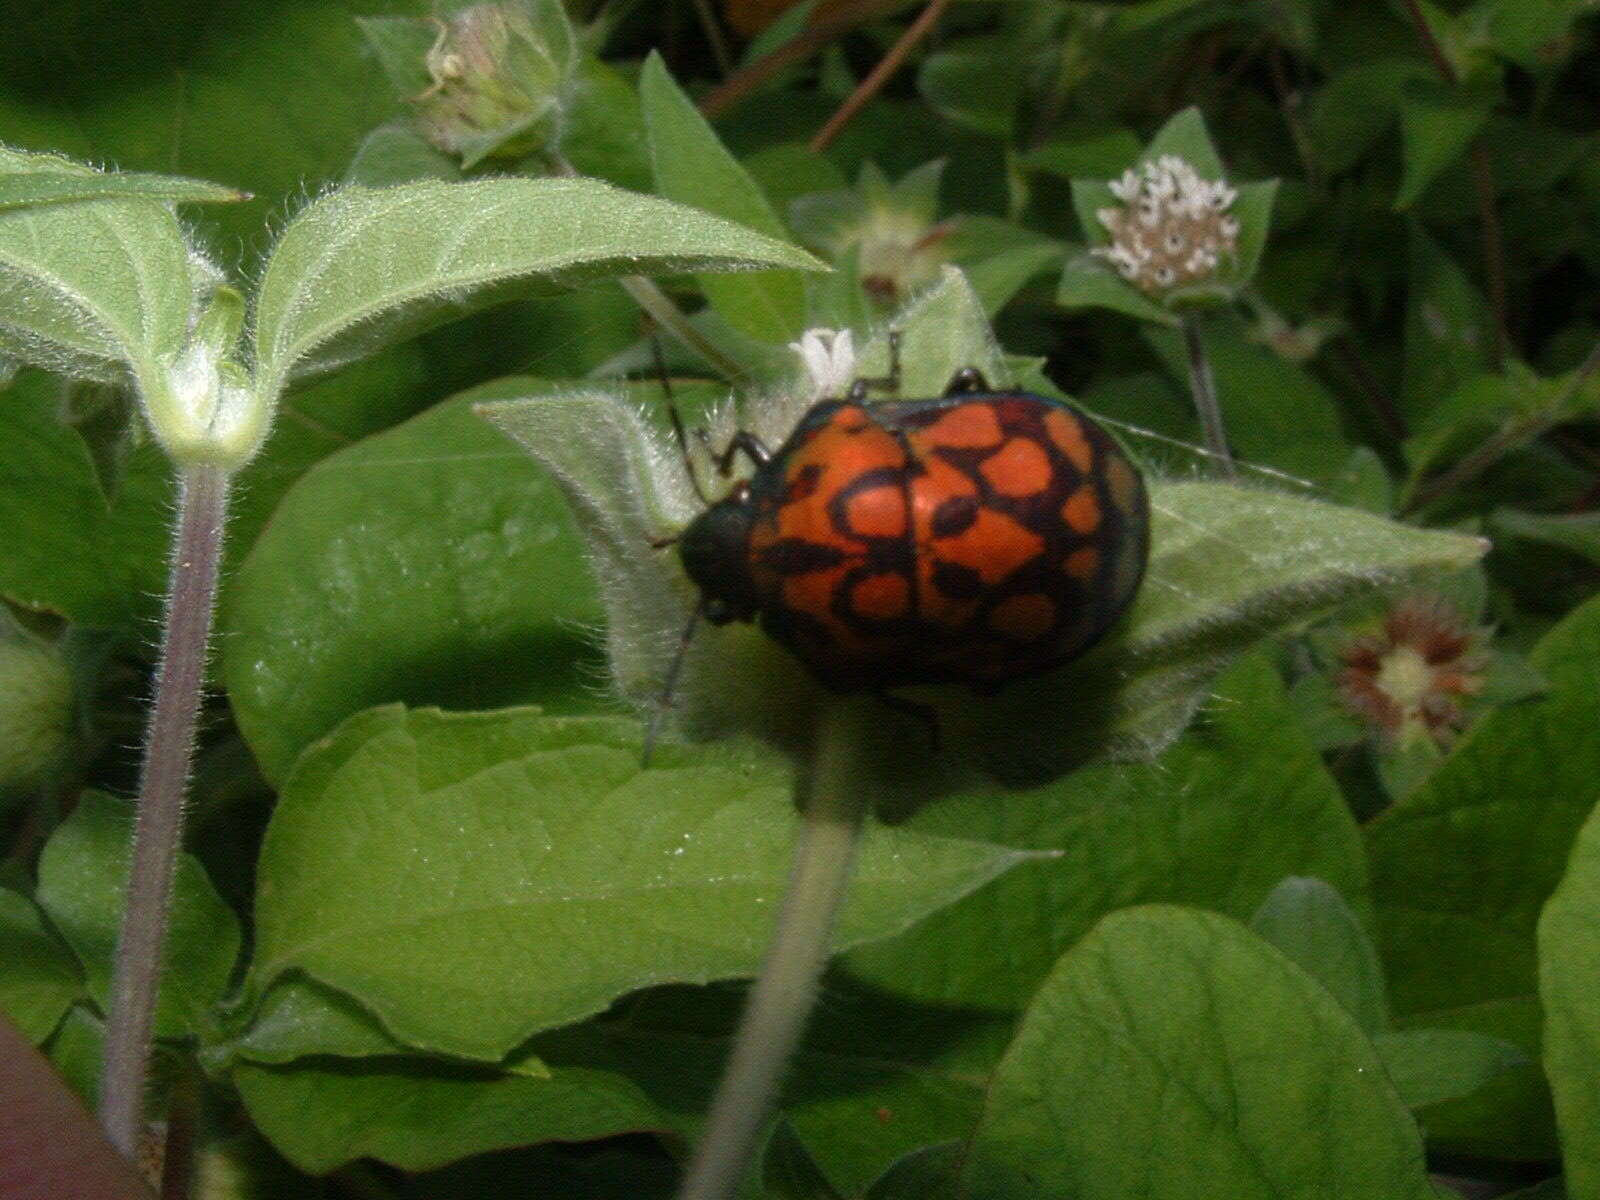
[0,0,1596,1196]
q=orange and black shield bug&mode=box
[665,342,1149,709]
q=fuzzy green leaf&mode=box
[963,907,1436,1200]
[0,888,83,1042]
[1491,508,1600,565]
[245,705,1036,1060]
[0,146,199,383]
[0,170,245,212]
[35,792,239,1039]
[639,53,809,343]
[252,176,824,401]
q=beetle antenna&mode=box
[652,332,712,506]
[643,600,706,766]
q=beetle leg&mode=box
[847,329,903,401]
[710,431,773,476]
[942,366,990,395]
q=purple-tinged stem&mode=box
[99,464,230,1158]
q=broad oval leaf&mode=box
[221,383,609,785]
[1539,782,1600,1198]
[247,704,1036,1059]
[842,655,1371,1010]
[963,906,1436,1200]
[252,176,824,400]
[235,1055,678,1175]
[0,146,198,382]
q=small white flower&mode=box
[789,328,857,401]
[1092,153,1241,297]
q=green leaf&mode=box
[1145,106,1225,177]
[639,53,808,344]
[0,170,245,212]
[963,907,1436,1200]
[1368,594,1600,1157]
[1402,227,1492,422]
[222,385,606,786]
[345,125,463,188]
[245,705,1037,1060]
[1371,1028,1528,1110]
[1371,593,1600,1016]
[965,240,1066,316]
[44,1004,105,1109]
[0,373,168,628]
[765,1119,844,1200]
[1540,790,1600,1197]
[1251,876,1389,1035]
[1396,81,1494,210]
[0,888,83,1042]
[917,43,1021,139]
[532,983,1008,1196]
[208,976,410,1069]
[843,655,1370,1010]
[234,1056,678,1175]
[1491,508,1600,566]
[251,176,824,402]
[1307,61,1431,175]
[866,1143,963,1200]
[1021,129,1143,180]
[1057,248,1180,325]
[960,481,1485,783]
[0,146,199,382]
[1145,314,1351,481]
[35,792,240,1039]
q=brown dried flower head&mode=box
[1093,154,1240,297]
[1337,594,1487,747]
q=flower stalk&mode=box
[1183,315,1236,477]
[674,703,869,1200]
[99,464,231,1158]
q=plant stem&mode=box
[99,464,230,1159]
[1182,315,1236,477]
[1401,336,1600,514]
[674,705,868,1200]
[690,0,734,77]
[809,0,953,154]
[698,0,901,120]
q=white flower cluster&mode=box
[1092,154,1241,297]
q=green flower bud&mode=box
[139,286,270,470]
[411,1,578,168]
[791,161,952,309]
[0,634,72,792]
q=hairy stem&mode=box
[674,705,868,1200]
[1182,315,1236,477]
[99,464,230,1159]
